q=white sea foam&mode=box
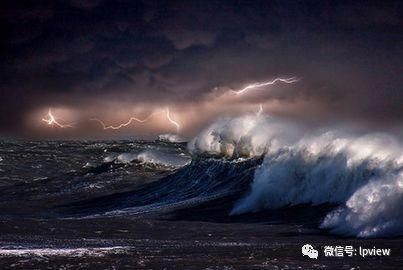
[321,172,403,237]
[115,150,190,168]
[0,246,129,257]
[158,133,186,143]
[103,155,116,163]
[188,114,301,158]
[190,115,403,237]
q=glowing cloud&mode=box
[42,108,73,128]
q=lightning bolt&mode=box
[231,77,298,95]
[256,104,263,116]
[166,108,180,134]
[42,108,73,128]
[90,108,181,133]
[90,113,154,130]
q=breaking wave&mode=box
[158,133,186,143]
[188,114,301,158]
[106,150,190,169]
[321,172,403,237]
[61,157,261,218]
[44,115,403,238]
[190,115,403,237]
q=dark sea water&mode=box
[0,140,191,217]
[0,140,401,269]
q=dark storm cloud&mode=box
[0,0,402,135]
[69,0,103,10]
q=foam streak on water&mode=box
[0,246,130,257]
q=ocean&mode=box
[0,131,402,268]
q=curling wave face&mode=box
[60,156,261,218]
[189,115,403,237]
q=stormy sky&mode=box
[1,0,402,139]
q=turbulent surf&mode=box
[1,115,403,239]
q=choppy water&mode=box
[0,136,402,269]
[0,140,191,217]
[1,127,403,238]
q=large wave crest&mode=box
[188,114,301,158]
[189,115,403,237]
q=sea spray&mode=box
[189,115,403,237]
[188,114,302,158]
